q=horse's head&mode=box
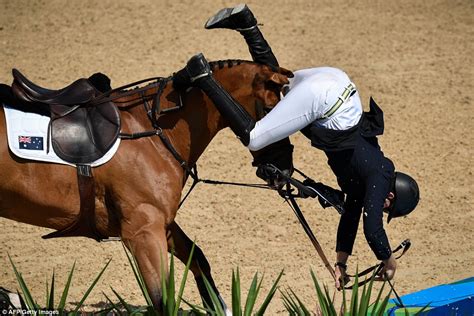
[211,61,295,187]
[210,61,294,122]
[251,65,294,119]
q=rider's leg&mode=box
[174,53,255,146]
[173,53,294,178]
[205,4,279,67]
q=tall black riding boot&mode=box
[178,53,255,146]
[205,4,279,68]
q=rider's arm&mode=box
[362,171,394,261]
[361,171,398,279]
[336,197,363,256]
[335,198,361,291]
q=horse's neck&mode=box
[161,63,258,167]
[159,85,225,166]
[123,62,258,169]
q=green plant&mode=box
[107,242,201,315]
[281,269,392,316]
[281,269,432,316]
[110,242,284,316]
[196,268,284,316]
[8,253,111,314]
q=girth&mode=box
[10,69,122,241]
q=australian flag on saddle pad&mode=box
[18,136,44,150]
[3,104,120,167]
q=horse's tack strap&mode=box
[42,165,106,241]
[286,191,336,280]
[90,76,166,106]
[343,239,412,289]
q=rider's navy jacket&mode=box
[304,99,394,260]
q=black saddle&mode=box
[11,69,120,164]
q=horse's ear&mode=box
[268,72,290,86]
[254,66,294,107]
[266,67,294,86]
[278,67,294,78]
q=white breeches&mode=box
[247,67,363,151]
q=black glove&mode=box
[302,179,346,214]
[256,164,277,182]
[255,163,292,186]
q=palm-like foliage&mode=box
[281,269,432,316]
[111,242,284,316]
[281,271,392,315]
[8,253,110,314]
[7,245,433,315]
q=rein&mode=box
[178,165,272,209]
[90,76,167,106]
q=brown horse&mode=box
[0,60,292,310]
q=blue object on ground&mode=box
[386,277,474,315]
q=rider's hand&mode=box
[376,255,397,281]
[256,164,289,189]
[299,180,345,214]
[298,179,316,198]
[335,251,350,290]
[335,262,349,290]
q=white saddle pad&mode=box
[2,103,120,167]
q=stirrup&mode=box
[205,4,257,30]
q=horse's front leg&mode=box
[167,221,230,314]
[121,204,169,310]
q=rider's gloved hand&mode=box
[298,178,317,198]
[376,255,397,282]
[256,164,289,189]
[301,179,346,214]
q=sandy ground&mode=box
[0,0,473,314]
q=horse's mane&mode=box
[208,59,253,70]
[209,59,280,73]
[119,59,258,94]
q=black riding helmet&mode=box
[387,172,420,223]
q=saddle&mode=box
[9,69,121,241]
[11,69,120,163]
